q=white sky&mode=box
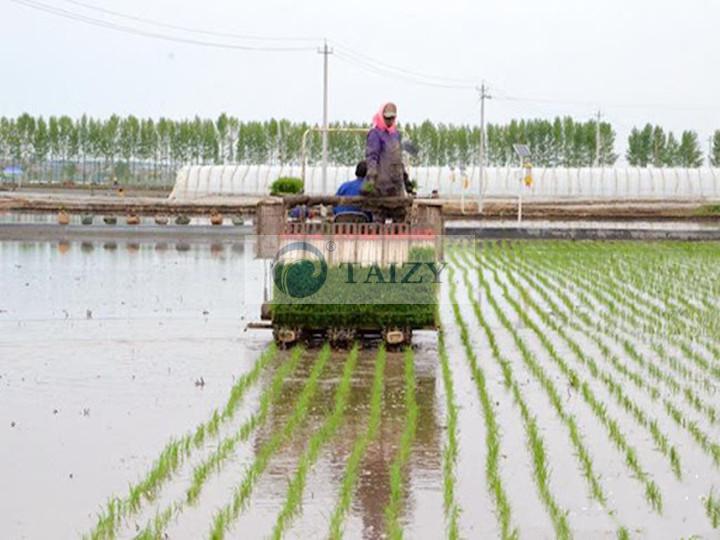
[1,0,719,157]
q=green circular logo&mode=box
[272,242,328,298]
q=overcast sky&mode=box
[2,0,719,157]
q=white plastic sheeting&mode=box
[169,165,720,200]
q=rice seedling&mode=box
[448,251,607,515]
[270,344,360,539]
[446,265,518,540]
[208,344,333,539]
[451,259,578,537]
[328,346,387,539]
[706,488,720,528]
[384,347,419,540]
[539,252,720,429]
[86,344,278,540]
[534,243,720,384]
[577,241,720,345]
[437,329,461,540]
[573,257,720,375]
[477,247,683,480]
[506,245,714,396]
[492,243,720,468]
[133,345,305,539]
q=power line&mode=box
[10,0,316,51]
[331,41,477,86]
[58,0,319,43]
[13,0,719,113]
[334,51,475,90]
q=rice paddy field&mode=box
[2,237,720,538]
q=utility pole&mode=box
[477,82,491,209]
[594,109,603,167]
[318,40,333,194]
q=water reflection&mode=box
[6,239,248,258]
[0,239,258,322]
[255,347,441,538]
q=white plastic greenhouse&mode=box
[169,164,720,201]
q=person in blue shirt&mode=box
[333,160,372,221]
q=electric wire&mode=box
[12,0,720,111]
[58,0,319,42]
[10,0,316,51]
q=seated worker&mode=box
[333,160,372,222]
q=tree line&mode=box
[0,114,718,185]
[626,124,716,167]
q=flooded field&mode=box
[2,237,720,538]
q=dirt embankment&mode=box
[2,189,720,222]
[443,199,720,222]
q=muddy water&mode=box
[0,238,268,539]
[0,238,447,539]
[173,338,444,540]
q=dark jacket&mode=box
[365,127,405,196]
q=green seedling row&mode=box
[437,329,461,540]
[498,243,720,466]
[87,344,278,540]
[384,347,418,540]
[706,488,720,528]
[209,344,333,540]
[551,246,720,387]
[271,344,360,539]
[452,258,578,538]
[481,248,683,480]
[506,244,720,467]
[446,265,518,540]
[136,345,305,538]
[448,250,607,512]
[328,346,387,539]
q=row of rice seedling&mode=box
[479,248,682,479]
[450,258,579,538]
[526,245,720,426]
[456,250,663,514]
[539,242,720,384]
[506,242,714,406]
[437,329,461,540]
[447,250,606,514]
[446,264,518,540]
[601,245,720,353]
[209,344,334,540]
[87,344,278,540]
[134,345,306,539]
[557,244,720,381]
[578,241,720,343]
[707,488,720,528]
[384,347,418,540]
[496,244,720,468]
[270,344,360,539]
[599,254,720,381]
[328,346,387,539]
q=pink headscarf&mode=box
[372,103,398,133]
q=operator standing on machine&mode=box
[364,102,409,197]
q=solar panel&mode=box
[513,144,531,158]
